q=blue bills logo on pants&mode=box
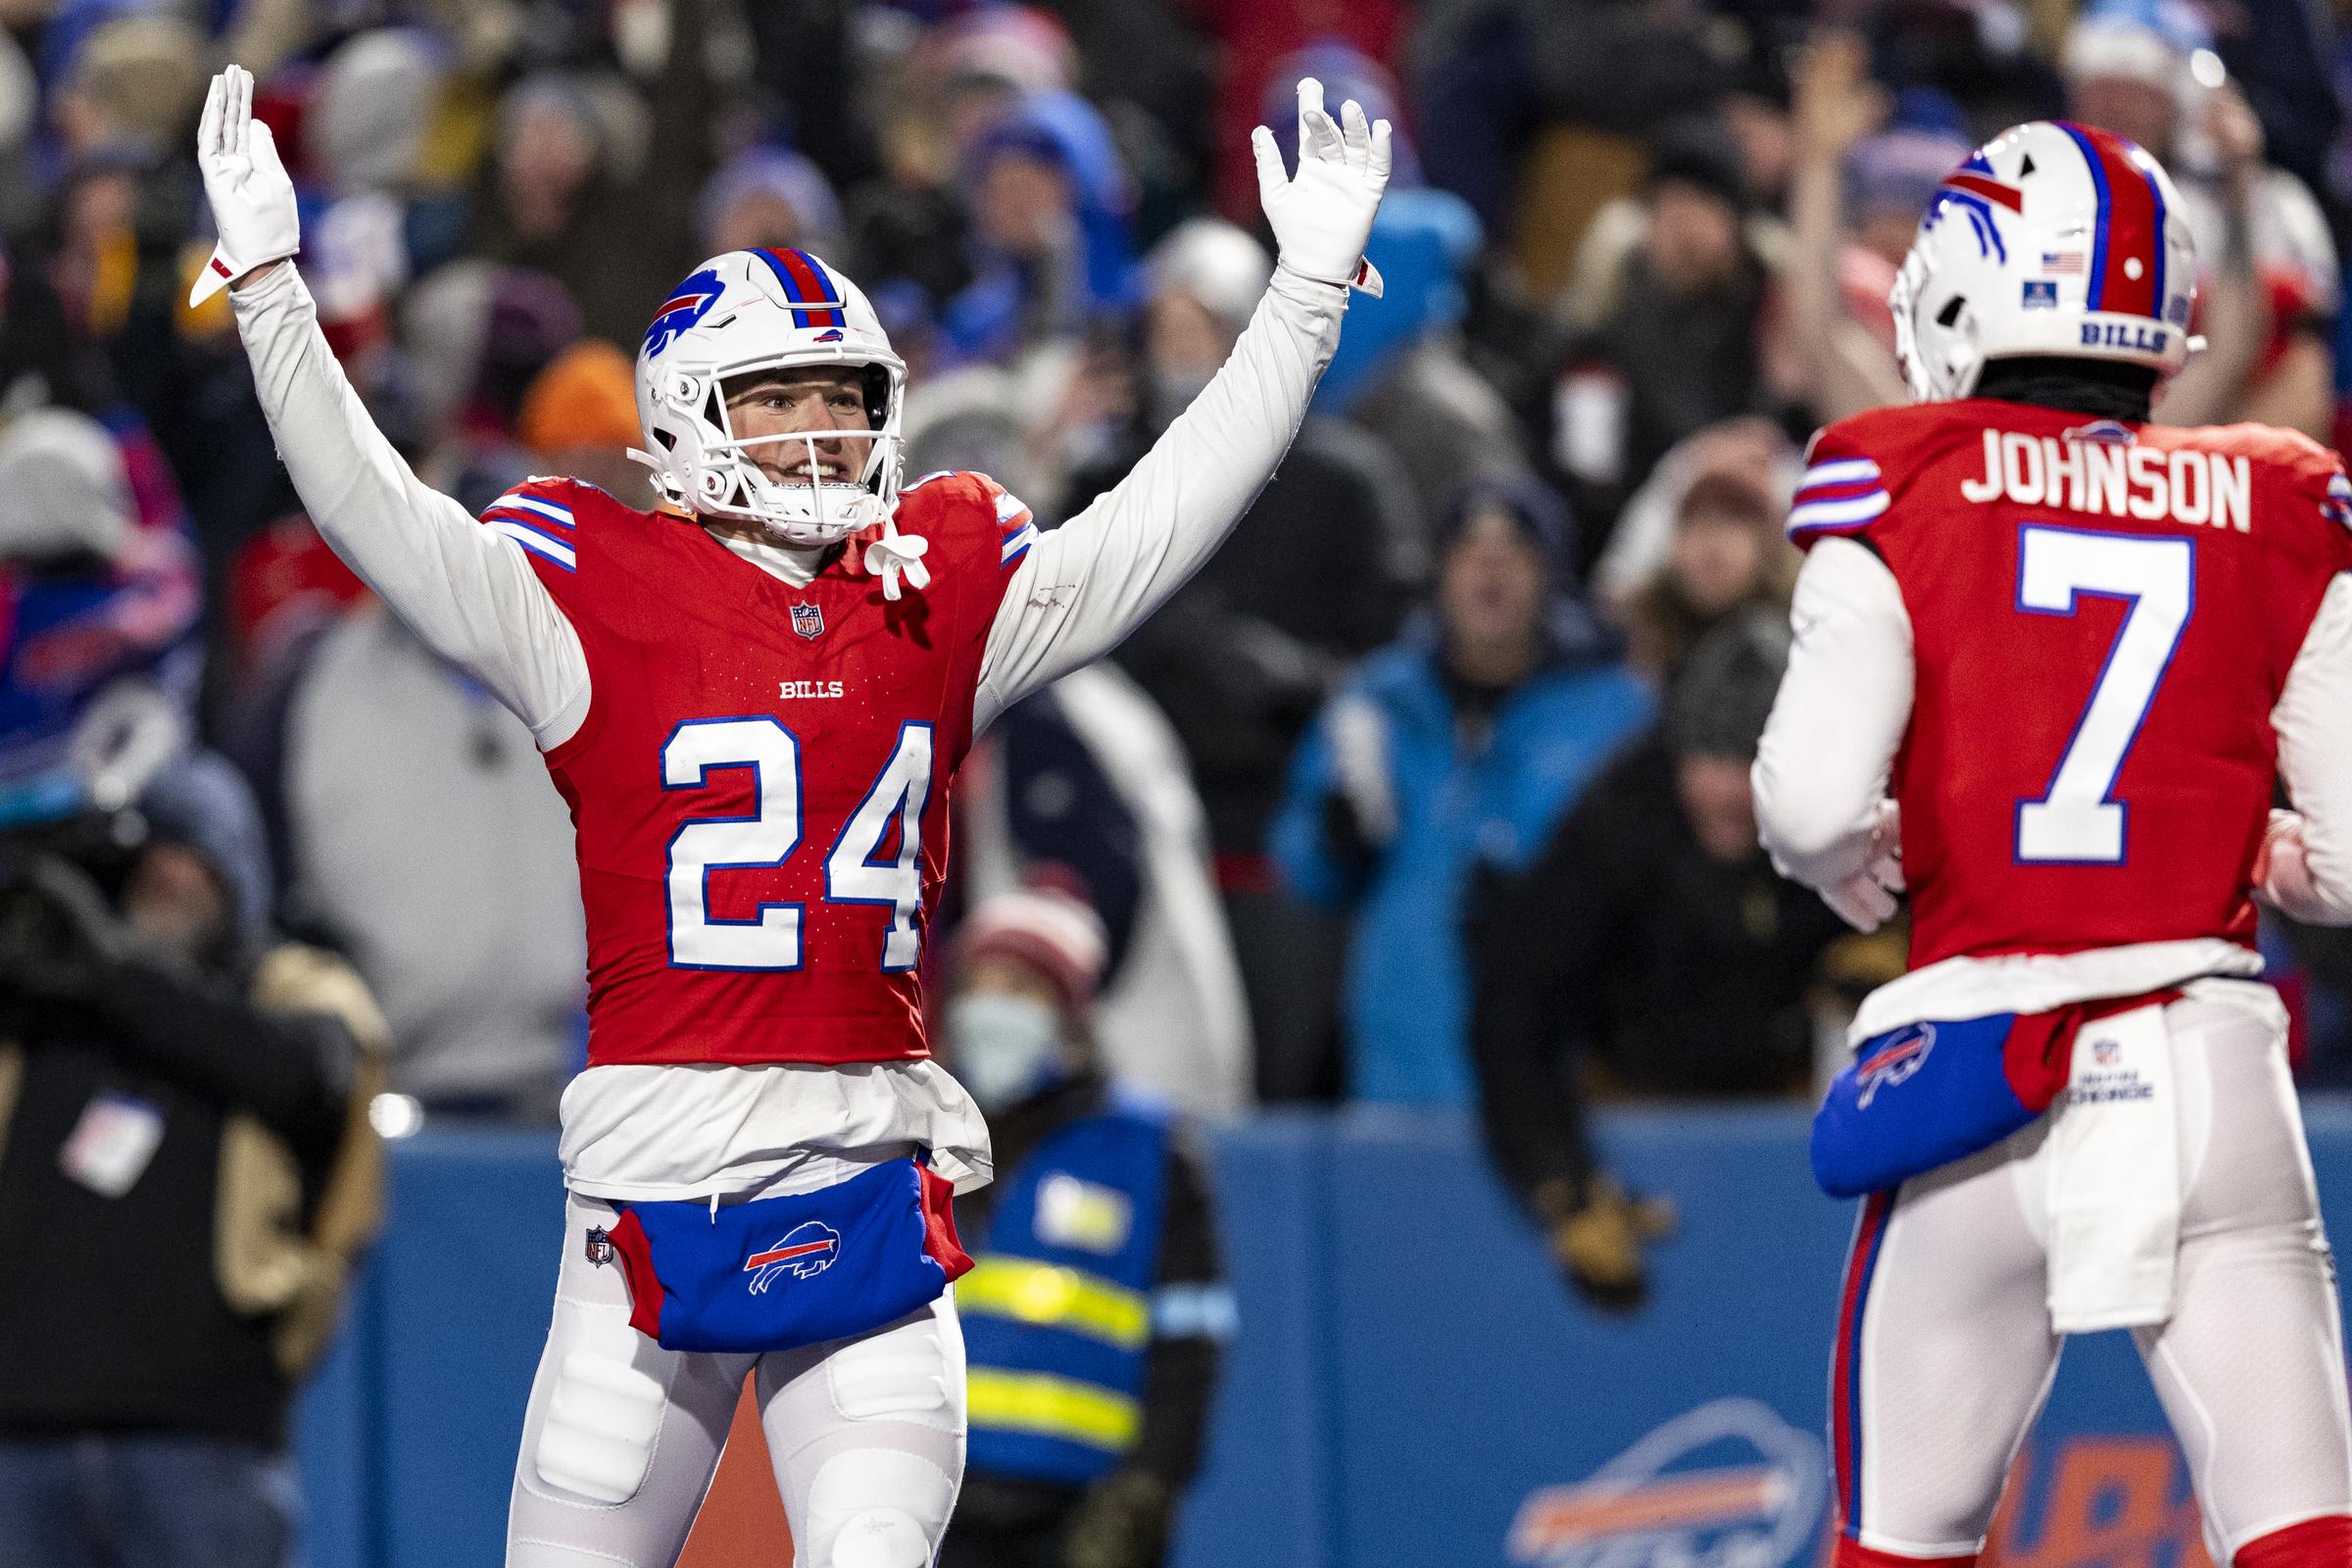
[605,1156,970,1353]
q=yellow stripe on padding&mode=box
[965,1370,1140,1450]
[956,1258,1150,1350]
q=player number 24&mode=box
[2014,526,2193,864]
[662,717,934,971]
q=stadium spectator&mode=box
[1466,613,1844,1303]
[463,0,715,350]
[1550,115,1781,544]
[941,88,1140,364]
[1270,475,1650,1106]
[1616,468,1796,680]
[1590,415,1799,612]
[0,750,385,1568]
[697,146,848,263]
[0,409,203,798]
[1327,188,1527,544]
[940,889,1232,1568]
[276,594,585,1120]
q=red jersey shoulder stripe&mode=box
[480,482,579,571]
[1788,458,1889,536]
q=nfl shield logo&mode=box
[790,603,824,640]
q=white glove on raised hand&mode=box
[1820,798,1904,933]
[191,65,299,306]
[1252,78,1391,296]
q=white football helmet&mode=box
[632,248,906,546]
[1890,121,2198,402]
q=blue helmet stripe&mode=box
[2057,123,2114,312]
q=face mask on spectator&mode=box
[947,991,1066,1111]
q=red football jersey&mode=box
[1791,399,2352,969]
[479,471,1034,1067]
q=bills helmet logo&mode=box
[745,1222,841,1292]
[790,602,824,640]
[1855,1023,1936,1109]
[1927,163,2023,262]
[643,268,724,357]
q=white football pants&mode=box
[1831,981,2352,1567]
[505,1193,966,1568]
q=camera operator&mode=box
[0,749,386,1568]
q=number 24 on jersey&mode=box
[662,717,934,971]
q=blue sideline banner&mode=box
[299,1103,2352,1568]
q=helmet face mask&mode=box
[1890,122,2199,406]
[634,250,907,547]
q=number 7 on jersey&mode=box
[2013,526,2194,864]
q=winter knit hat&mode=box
[1667,608,1790,761]
[952,888,1108,1015]
[137,749,273,949]
[518,340,638,456]
[1439,472,1574,587]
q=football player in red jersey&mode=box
[1754,122,2352,1568]
[193,64,1389,1568]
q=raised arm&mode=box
[199,68,589,747]
[974,79,1389,730]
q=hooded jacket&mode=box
[0,752,387,1445]
[1271,591,1651,1106]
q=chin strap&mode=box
[861,510,931,602]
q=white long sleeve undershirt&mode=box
[1753,535,2352,1041]
[231,264,1345,749]
[231,261,1345,1198]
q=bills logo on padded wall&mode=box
[1855,1022,1936,1109]
[745,1221,841,1293]
[1507,1398,1827,1568]
[791,602,824,640]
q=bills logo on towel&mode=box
[605,1156,971,1353]
[746,1221,841,1291]
[1855,1023,1936,1107]
[1811,990,2179,1199]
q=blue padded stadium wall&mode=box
[296,1103,2352,1568]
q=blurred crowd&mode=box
[3,0,2352,1140]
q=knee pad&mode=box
[532,1311,670,1505]
[823,1507,932,1568]
[825,1315,954,1430]
[2237,1516,2352,1568]
[805,1452,954,1567]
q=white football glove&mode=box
[191,65,299,306]
[1252,78,1391,297]
[1820,798,1905,933]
